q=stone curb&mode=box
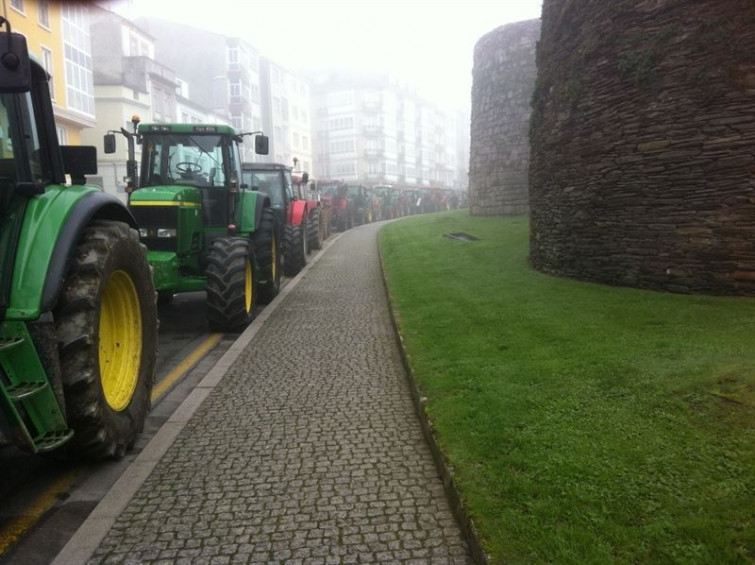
[378,233,489,565]
[52,233,342,565]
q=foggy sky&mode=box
[108,0,543,112]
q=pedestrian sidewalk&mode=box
[54,222,471,564]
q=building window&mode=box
[61,4,95,117]
[56,126,68,145]
[330,139,355,154]
[230,82,241,98]
[10,0,24,13]
[302,136,309,150]
[38,0,50,28]
[228,47,239,64]
[293,132,300,148]
[41,47,54,98]
[328,116,354,131]
[332,161,356,176]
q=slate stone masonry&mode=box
[469,19,540,217]
[529,0,755,295]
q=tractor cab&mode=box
[104,123,278,328]
[241,162,295,229]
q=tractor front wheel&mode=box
[283,223,307,277]
[206,237,257,332]
[308,207,322,251]
[55,220,157,460]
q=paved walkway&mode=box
[57,222,470,564]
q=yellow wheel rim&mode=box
[99,270,142,412]
[244,258,254,313]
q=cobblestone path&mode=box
[91,223,470,564]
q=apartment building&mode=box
[135,18,264,164]
[79,6,181,197]
[259,58,313,173]
[309,70,464,189]
[3,0,95,145]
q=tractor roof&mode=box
[138,123,237,135]
[241,162,291,172]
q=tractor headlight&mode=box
[157,228,177,238]
[139,228,148,238]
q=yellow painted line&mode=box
[0,470,80,555]
[129,200,201,207]
[151,333,223,402]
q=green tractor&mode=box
[106,121,276,332]
[0,21,158,460]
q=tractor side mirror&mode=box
[61,145,97,185]
[103,133,116,154]
[255,135,269,155]
[0,23,31,93]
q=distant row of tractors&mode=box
[317,181,465,231]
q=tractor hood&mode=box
[128,185,202,206]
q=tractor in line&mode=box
[106,120,275,332]
[0,21,158,460]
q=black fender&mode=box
[41,191,137,312]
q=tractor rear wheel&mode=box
[308,207,322,251]
[252,207,280,304]
[54,220,157,460]
[283,223,307,277]
[206,237,257,332]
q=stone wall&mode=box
[529,0,755,295]
[469,19,540,216]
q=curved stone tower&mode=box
[529,0,755,294]
[469,19,540,216]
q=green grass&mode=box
[379,211,755,564]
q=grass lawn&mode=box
[379,210,755,564]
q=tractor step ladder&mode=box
[0,321,73,452]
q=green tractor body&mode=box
[0,23,158,459]
[114,123,277,329]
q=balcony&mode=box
[363,125,383,136]
[363,100,381,112]
[123,56,178,91]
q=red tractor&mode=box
[241,162,315,277]
[292,171,330,251]
[319,180,349,232]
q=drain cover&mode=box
[443,232,480,241]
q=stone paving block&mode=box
[88,225,471,563]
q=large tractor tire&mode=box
[54,220,157,460]
[335,209,347,232]
[206,237,257,332]
[320,208,330,243]
[252,207,281,305]
[308,207,322,251]
[282,222,307,277]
